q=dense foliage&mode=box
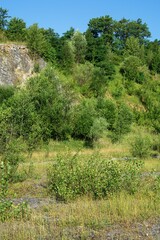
[48,153,143,201]
[0,7,159,144]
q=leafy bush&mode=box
[0,138,25,181]
[130,134,152,158]
[108,78,125,98]
[122,160,144,194]
[0,85,15,105]
[0,29,7,42]
[152,134,160,155]
[96,97,117,130]
[27,67,75,140]
[111,103,133,142]
[89,61,115,97]
[26,24,56,62]
[48,153,143,202]
[73,98,97,140]
[6,17,26,42]
[73,62,94,95]
[73,98,108,146]
[0,146,29,222]
[0,200,29,222]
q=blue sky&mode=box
[0,0,160,40]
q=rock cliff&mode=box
[0,44,46,85]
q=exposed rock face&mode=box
[0,44,46,85]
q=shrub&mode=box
[152,134,160,155]
[0,29,7,42]
[122,160,144,194]
[48,153,143,202]
[0,86,15,105]
[73,99,108,147]
[73,98,97,141]
[0,144,29,222]
[120,56,148,84]
[0,200,29,222]
[111,103,133,142]
[130,134,152,158]
[96,97,117,130]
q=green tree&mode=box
[97,97,117,130]
[87,15,114,44]
[73,62,94,95]
[125,36,144,59]
[140,79,160,133]
[89,61,115,97]
[61,27,75,40]
[0,7,10,30]
[146,40,160,73]
[26,24,56,62]
[85,16,114,63]
[1,90,43,153]
[26,24,46,56]
[26,66,75,140]
[71,31,87,63]
[120,56,149,84]
[60,40,75,72]
[73,98,107,146]
[0,29,7,42]
[44,28,60,48]
[86,33,108,63]
[111,103,133,142]
[114,18,151,49]
[6,17,26,41]
[43,28,60,59]
[0,106,25,180]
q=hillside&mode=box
[0,6,160,240]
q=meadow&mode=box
[0,133,160,240]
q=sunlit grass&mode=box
[38,192,160,227]
[1,135,160,239]
[143,158,160,172]
[1,191,160,240]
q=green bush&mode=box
[48,153,143,202]
[152,135,160,154]
[0,143,29,222]
[130,134,152,158]
[120,56,148,84]
[73,98,108,147]
[111,103,133,142]
[122,160,144,194]
[0,200,29,222]
[0,86,15,105]
[73,98,97,141]
[96,97,117,130]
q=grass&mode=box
[1,137,160,239]
[143,158,160,172]
[37,192,160,226]
[0,192,160,239]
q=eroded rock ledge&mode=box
[0,44,46,85]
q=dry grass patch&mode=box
[0,192,160,240]
[143,159,160,172]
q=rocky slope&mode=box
[0,44,46,85]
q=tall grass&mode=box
[0,191,159,240]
